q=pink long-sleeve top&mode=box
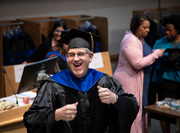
[114,30,162,133]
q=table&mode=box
[145,104,180,133]
[0,121,26,133]
[0,104,31,133]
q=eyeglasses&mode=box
[54,30,64,33]
[54,30,69,33]
[67,52,89,58]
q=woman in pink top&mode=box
[114,14,164,133]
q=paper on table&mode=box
[0,95,17,102]
[0,91,37,106]
[89,52,104,69]
[17,91,37,99]
[14,64,26,83]
[0,95,25,106]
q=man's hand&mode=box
[97,86,117,104]
[55,102,78,121]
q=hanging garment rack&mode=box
[0,22,24,26]
[33,18,61,22]
[72,17,94,21]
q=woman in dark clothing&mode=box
[152,13,180,133]
[26,19,67,63]
[45,42,69,71]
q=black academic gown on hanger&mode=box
[23,69,139,133]
[26,38,52,63]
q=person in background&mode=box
[45,41,69,71]
[114,14,164,133]
[144,19,159,48]
[26,19,67,63]
[151,13,180,133]
[23,29,139,133]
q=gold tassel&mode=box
[89,32,94,51]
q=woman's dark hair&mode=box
[48,19,67,55]
[161,13,180,34]
[48,19,67,39]
[130,14,150,34]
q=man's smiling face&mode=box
[67,48,93,78]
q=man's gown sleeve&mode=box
[98,75,139,133]
[23,81,68,133]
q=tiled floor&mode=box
[111,58,176,133]
[151,119,176,133]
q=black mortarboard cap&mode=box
[165,48,180,53]
[58,28,101,51]
[59,30,69,37]
[165,48,180,60]
[164,48,180,70]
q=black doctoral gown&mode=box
[23,69,139,133]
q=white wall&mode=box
[0,0,179,55]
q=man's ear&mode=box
[89,52,93,63]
